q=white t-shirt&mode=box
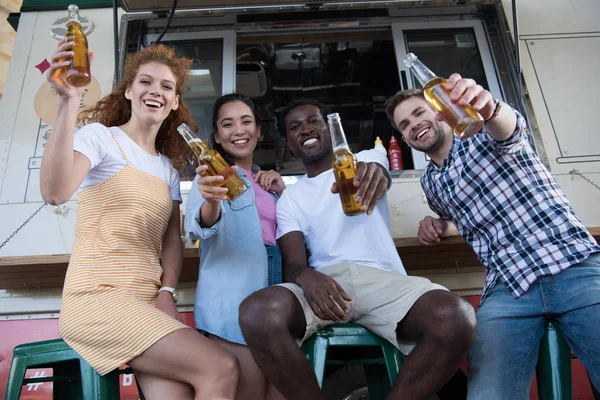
[73,122,181,201]
[276,149,406,274]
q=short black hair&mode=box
[278,98,329,136]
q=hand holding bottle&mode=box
[404,53,484,139]
[47,37,93,100]
[327,113,364,216]
[179,124,247,201]
[331,161,388,215]
[442,73,496,122]
[195,165,236,204]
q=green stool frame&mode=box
[536,321,600,400]
[536,321,572,400]
[302,323,404,400]
[4,338,145,400]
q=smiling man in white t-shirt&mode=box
[239,99,477,400]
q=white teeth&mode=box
[417,128,429,139]
[233,139,248,145]
[303,138,318,147]
[144,100,162,108]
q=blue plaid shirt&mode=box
[421,110,600,303]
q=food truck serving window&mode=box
[122,4,505,178]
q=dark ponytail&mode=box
[210,93,258,166]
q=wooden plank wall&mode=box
[0,0,22,102]
[1,228,598,290]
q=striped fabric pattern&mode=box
[59,129,188,375]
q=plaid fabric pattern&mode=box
[421,110,600,303]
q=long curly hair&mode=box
[79,45,196,172]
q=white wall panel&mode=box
[523,36,600,172]
[502,0,600,36]
[0,8,119,256]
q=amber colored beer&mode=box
[187,139,247,202]
[332,148,363,216]
[423,77,483,139]
[65,5,91,87]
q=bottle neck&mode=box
[178,124,209,159]
[187,139,208,160]
[404,55,438,88]
[197,139,209,149]
[67,7,81,24]
[328,118,350,151]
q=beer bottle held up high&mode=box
[327,113,364,217]
[177,123,247,202]
[403,53,483,139]
[65,4,91,87]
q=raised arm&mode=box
[196,164,235,228]
[40,38,92,205]
[444,73,518,142]
[331,160,390,216]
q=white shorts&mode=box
[277,262,448,355]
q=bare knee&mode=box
[425,293,477,348]
[194,350,240,392]
[215,351,241,380]
[402,290,476,351]
[239,287,300,344]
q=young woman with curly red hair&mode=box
[40,40,239,399]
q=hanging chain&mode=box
[0,203,48,251]
[570,169,600,192]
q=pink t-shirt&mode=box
[240,167,277,245]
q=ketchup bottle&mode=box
[388,135,404,171]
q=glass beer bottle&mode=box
[64,4,91,87]
[177,123,247,202]
[403,53,483,139]
[327,113,363,217]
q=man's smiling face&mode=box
[393,96,447,154]
[284,104,333,164]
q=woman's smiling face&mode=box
[213,100,260,163]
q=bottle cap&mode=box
[403,53,417,67]
[327,113,340,122]
[390,135,398,143]
[375,136,383,144]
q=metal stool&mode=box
[4,338,145,400]
[536,321,572,400]
[302,323,404,400]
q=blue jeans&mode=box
[467,253,600,399]
[266,243,282,286]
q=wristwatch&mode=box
[484,99,502,124]
[158,286,179,303]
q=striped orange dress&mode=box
[59,130,189,375]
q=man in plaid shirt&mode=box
[385,73,600,399]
